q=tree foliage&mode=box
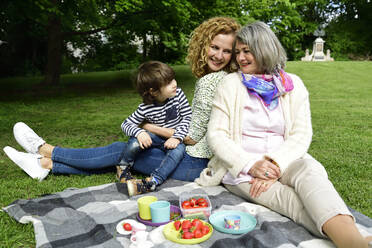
[1,0,371,82]
[324,0,372,60]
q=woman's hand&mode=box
[249,178,277,198]
[164,137,180,149]
[137,132,152,149]
[183,136,197,145]
[249,159,281,180]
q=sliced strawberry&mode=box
[189,198,197,207]
[181,219,192,230]
[182,231,194,239]
[201,225,210,235]
[194,229,203,238]
[173,220,181,231]
[192,219,203,230]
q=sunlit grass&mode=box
[0,62,371,247]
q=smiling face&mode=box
[206,33,235,72]
[235,41,261,74]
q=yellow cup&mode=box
[137,196,157,220]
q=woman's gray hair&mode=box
[234,21,287,74]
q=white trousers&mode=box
[225,158,353,237]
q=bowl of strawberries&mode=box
[163,218,213,244]
[179,193,212,220]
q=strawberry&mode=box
[181,219,192,230]
[189,198,197,207]
[194,229,203,238]
[196,198,207,205]
[181,200,191,209]
[173,220,181,231]
[182,231,194,239]
[123,223,132,231]
[192,219,203,230]
[201,225,210,235]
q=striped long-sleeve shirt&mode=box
[121,88,192,141]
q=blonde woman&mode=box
[131,17,240,181]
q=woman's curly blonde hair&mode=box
[186,17,240,78]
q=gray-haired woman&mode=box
[196,21,372,248]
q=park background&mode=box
[0,1,371,247]
[1,0,371,82]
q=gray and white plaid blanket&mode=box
[3,179,372,248]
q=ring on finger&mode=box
[264,170,269,177]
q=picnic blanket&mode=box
[3,179,372,248]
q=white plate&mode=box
[116,219,144,235]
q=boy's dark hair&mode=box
[135,61,175,104]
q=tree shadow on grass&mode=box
[0,69,138,102]
[0,80,137,102]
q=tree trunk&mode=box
[43,12,62,85]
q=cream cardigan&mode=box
[195,72,313,186]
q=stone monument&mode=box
[301,26,334,62]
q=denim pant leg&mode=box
[132,148,165,175]
[118,137,141,167]
[119,132,166,168]
[169,153,209,181]
[144,132,168,148]
[133,149,208,182]
[51,141,126,175]
[142,132,186,184]
[52,162,116,175]
[151,143,186,184]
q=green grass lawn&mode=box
[0,62,371,247]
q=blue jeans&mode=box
[119,133,185,184]
[133,148,209,181]
[51,141,126,175]
[51,140,208,182]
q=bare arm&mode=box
[142,123,197,145]
[141,122,175,138]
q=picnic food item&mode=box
[163,219,213,244]
[182,197,209,209]
[123,222,132,231]
[179,193,212,220]
[116,219,145,235]
[192,219,203,230]
[170,212,180,220]
[201,225,210,235]
[178,219,212,239]
[174,220,181,230]
[181,219,192,230]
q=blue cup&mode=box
[150,201,170,223]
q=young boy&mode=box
[118,61,192,196]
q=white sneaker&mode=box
[3,146,50,181]
[13,122,45,154]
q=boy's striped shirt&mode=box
[121,88,191,140]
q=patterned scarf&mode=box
[241,69,294,110]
